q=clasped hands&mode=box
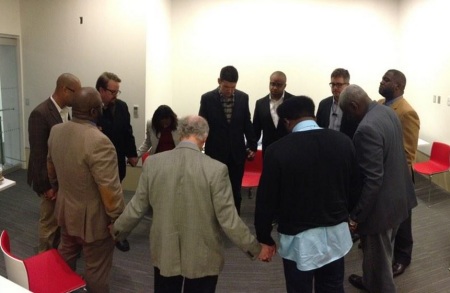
[258,243,276,262]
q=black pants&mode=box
[225,156,245,215]
[393,209,413,265]
[154,267,218,293]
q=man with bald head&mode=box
[253,71,294,155]
[47,87,125,293]
[28,73,81,252]
[112,115,265,293]
[339,85,416,293]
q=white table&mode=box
[0,275,31,292]
[0,178,16,192]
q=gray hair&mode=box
[178,115,209,141]
[339,84,370,110]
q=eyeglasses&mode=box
[66,87,75,93]
[270,82,285,88]
[329,83,348,88]
[105,88,121,96]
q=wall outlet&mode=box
[438,96,441,104]
[433,95,436,103]
[133,105,139,118]
[447,97,450,106]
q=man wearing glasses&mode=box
[316,68,358,139]
[96,72,138,183]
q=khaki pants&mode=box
[38,194,60,252]
[58,227,115,293]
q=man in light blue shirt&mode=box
[255,96,360,293]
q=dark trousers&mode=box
[393,209,413,265]
[282,257,345,293]
[225,157,245,215]
[154,267,218,293]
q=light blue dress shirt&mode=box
[278,119,353,271]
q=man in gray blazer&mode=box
[339,85,416,293]
[112,115,269,293]
[48,87,125,293]
[27,73,81,252]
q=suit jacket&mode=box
[113,141,261,278]
[379,97,420,168]
[136,120,180,157]
[253,92,293,153]
[47,118,125,243]
[27,98,63,194]
[316,96,359,138]
[98,99,137,181]
[199,88,257,164]
[350,102,417,235]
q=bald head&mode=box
[71,87,103,122]
[339,84,372,122]
[53,73,81,108]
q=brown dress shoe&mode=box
[392,262,408,277]
[348,274,368,291]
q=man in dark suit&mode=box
[316,68,358,138]
[27,73,81,252]
[199,66,257,214]
[253,71,293,156]
[340,85,416,293]
[96,72,138,182]
[379,69,420,277]
[255,96,360,292]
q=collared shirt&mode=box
[384,95,403,107]
[278,119,353,271]
[269,93,285,127]
[50,96,69,123]
[219,89,234,124]
[328,98,343,131]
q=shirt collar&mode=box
[292,119,321,132]
[385,95,403,106]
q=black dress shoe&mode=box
[392,262,408,277]
[348,274,367,291]
[115,239,130,252]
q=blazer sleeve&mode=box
[350,125,384,224]
[253,100,262,143]
[242,95,257,151]
[400,110,420,166]
[28,109,52,193]
[120,101,138,158]
[137,120,152,158]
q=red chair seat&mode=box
[242,150,263,198]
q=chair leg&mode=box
[427,175,433,206]
[248,188,253,199]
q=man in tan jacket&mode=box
[379,69,420,277]
[47,87,125,293]
[112,115,271,293]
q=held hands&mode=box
[258,243,276,262]
[44,188,57,201]
[246,149,255,161]
[127,157,138,167]
[349,218,358,232]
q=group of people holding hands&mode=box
[27,65,419,293]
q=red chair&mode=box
[0,230,86,293]
[413,142,450,204]
[241,149,263,198]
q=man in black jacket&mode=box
[255,96,360,292]
[199,66,257,214]
[96,72,138,182]
[253,71,293,156]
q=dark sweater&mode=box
[254,128,361,245]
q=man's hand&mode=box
[349,218,358,232]
[246,149,255,161]
[127,157,138,167]
[44,188,57,200]
[258,243,276,262]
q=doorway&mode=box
[0,36,23,174]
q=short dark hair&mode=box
[219,66,239,83]
[95,72,121,91]
[151,105,178,135]
[331,68,350,83]
[387,69,407,91]
[277,96,315,120]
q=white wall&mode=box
[19,0,147,147]
[0,0,21,36]
[170,0,400,118]
[400,0,450,148]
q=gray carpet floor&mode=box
[1,170,450,292]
